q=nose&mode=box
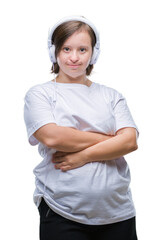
[70,50,79,62]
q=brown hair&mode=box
[50,21,96,75]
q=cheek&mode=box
[85,49,93,64]
[84,55,92,68]
[56,57,61,66]
[57,55,66,67]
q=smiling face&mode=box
[57,30,93,81]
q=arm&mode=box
[83,127,138,162]
[25,87,113,150]
[33,123,114,152]
[53,127,138,171]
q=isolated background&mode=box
[0,0,162,239]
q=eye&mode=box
[80,48,86,53]
[63,47,70,52]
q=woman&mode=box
[24,15,139,240]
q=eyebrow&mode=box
[62,44,90,48]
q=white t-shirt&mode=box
[24,79,139,225]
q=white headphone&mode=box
[47,16,100,65]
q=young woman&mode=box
[24,16,139,240]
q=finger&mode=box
[53,159,63,163]
[61,165,71,172]
[54,161,67,169]
[52,156,64,163]
[52,152,66,161]
[54,163,61,169]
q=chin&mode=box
[66,71,86,79]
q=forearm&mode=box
[54,126,113,152]
[83,129,138,162]
[52,128,138,172]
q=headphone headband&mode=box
[47,15,100,65]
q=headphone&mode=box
[47,16,100,65]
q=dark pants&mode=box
[38,198,138,240]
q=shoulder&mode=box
[95,82,123,104]
[25,81,55,99]
[95,82,121,95]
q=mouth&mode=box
[68,64,81,68]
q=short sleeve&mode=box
[24,85,56,146]
[113,91,139,137]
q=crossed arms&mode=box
[33,123,138,171]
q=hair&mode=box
[50,21,96,76]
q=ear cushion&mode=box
[48,45,56,63]
[90,47,100,65]
[89,40,100,65]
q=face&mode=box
[57,30,92,79]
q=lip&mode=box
[68,64,80,68]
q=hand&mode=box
[52,150,88,172]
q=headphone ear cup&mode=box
[90,46,100,65]
[48,45,56,63]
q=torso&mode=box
[31,80,136,225]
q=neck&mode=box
[56,71,90,86]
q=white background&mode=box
[0,0,163,239]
